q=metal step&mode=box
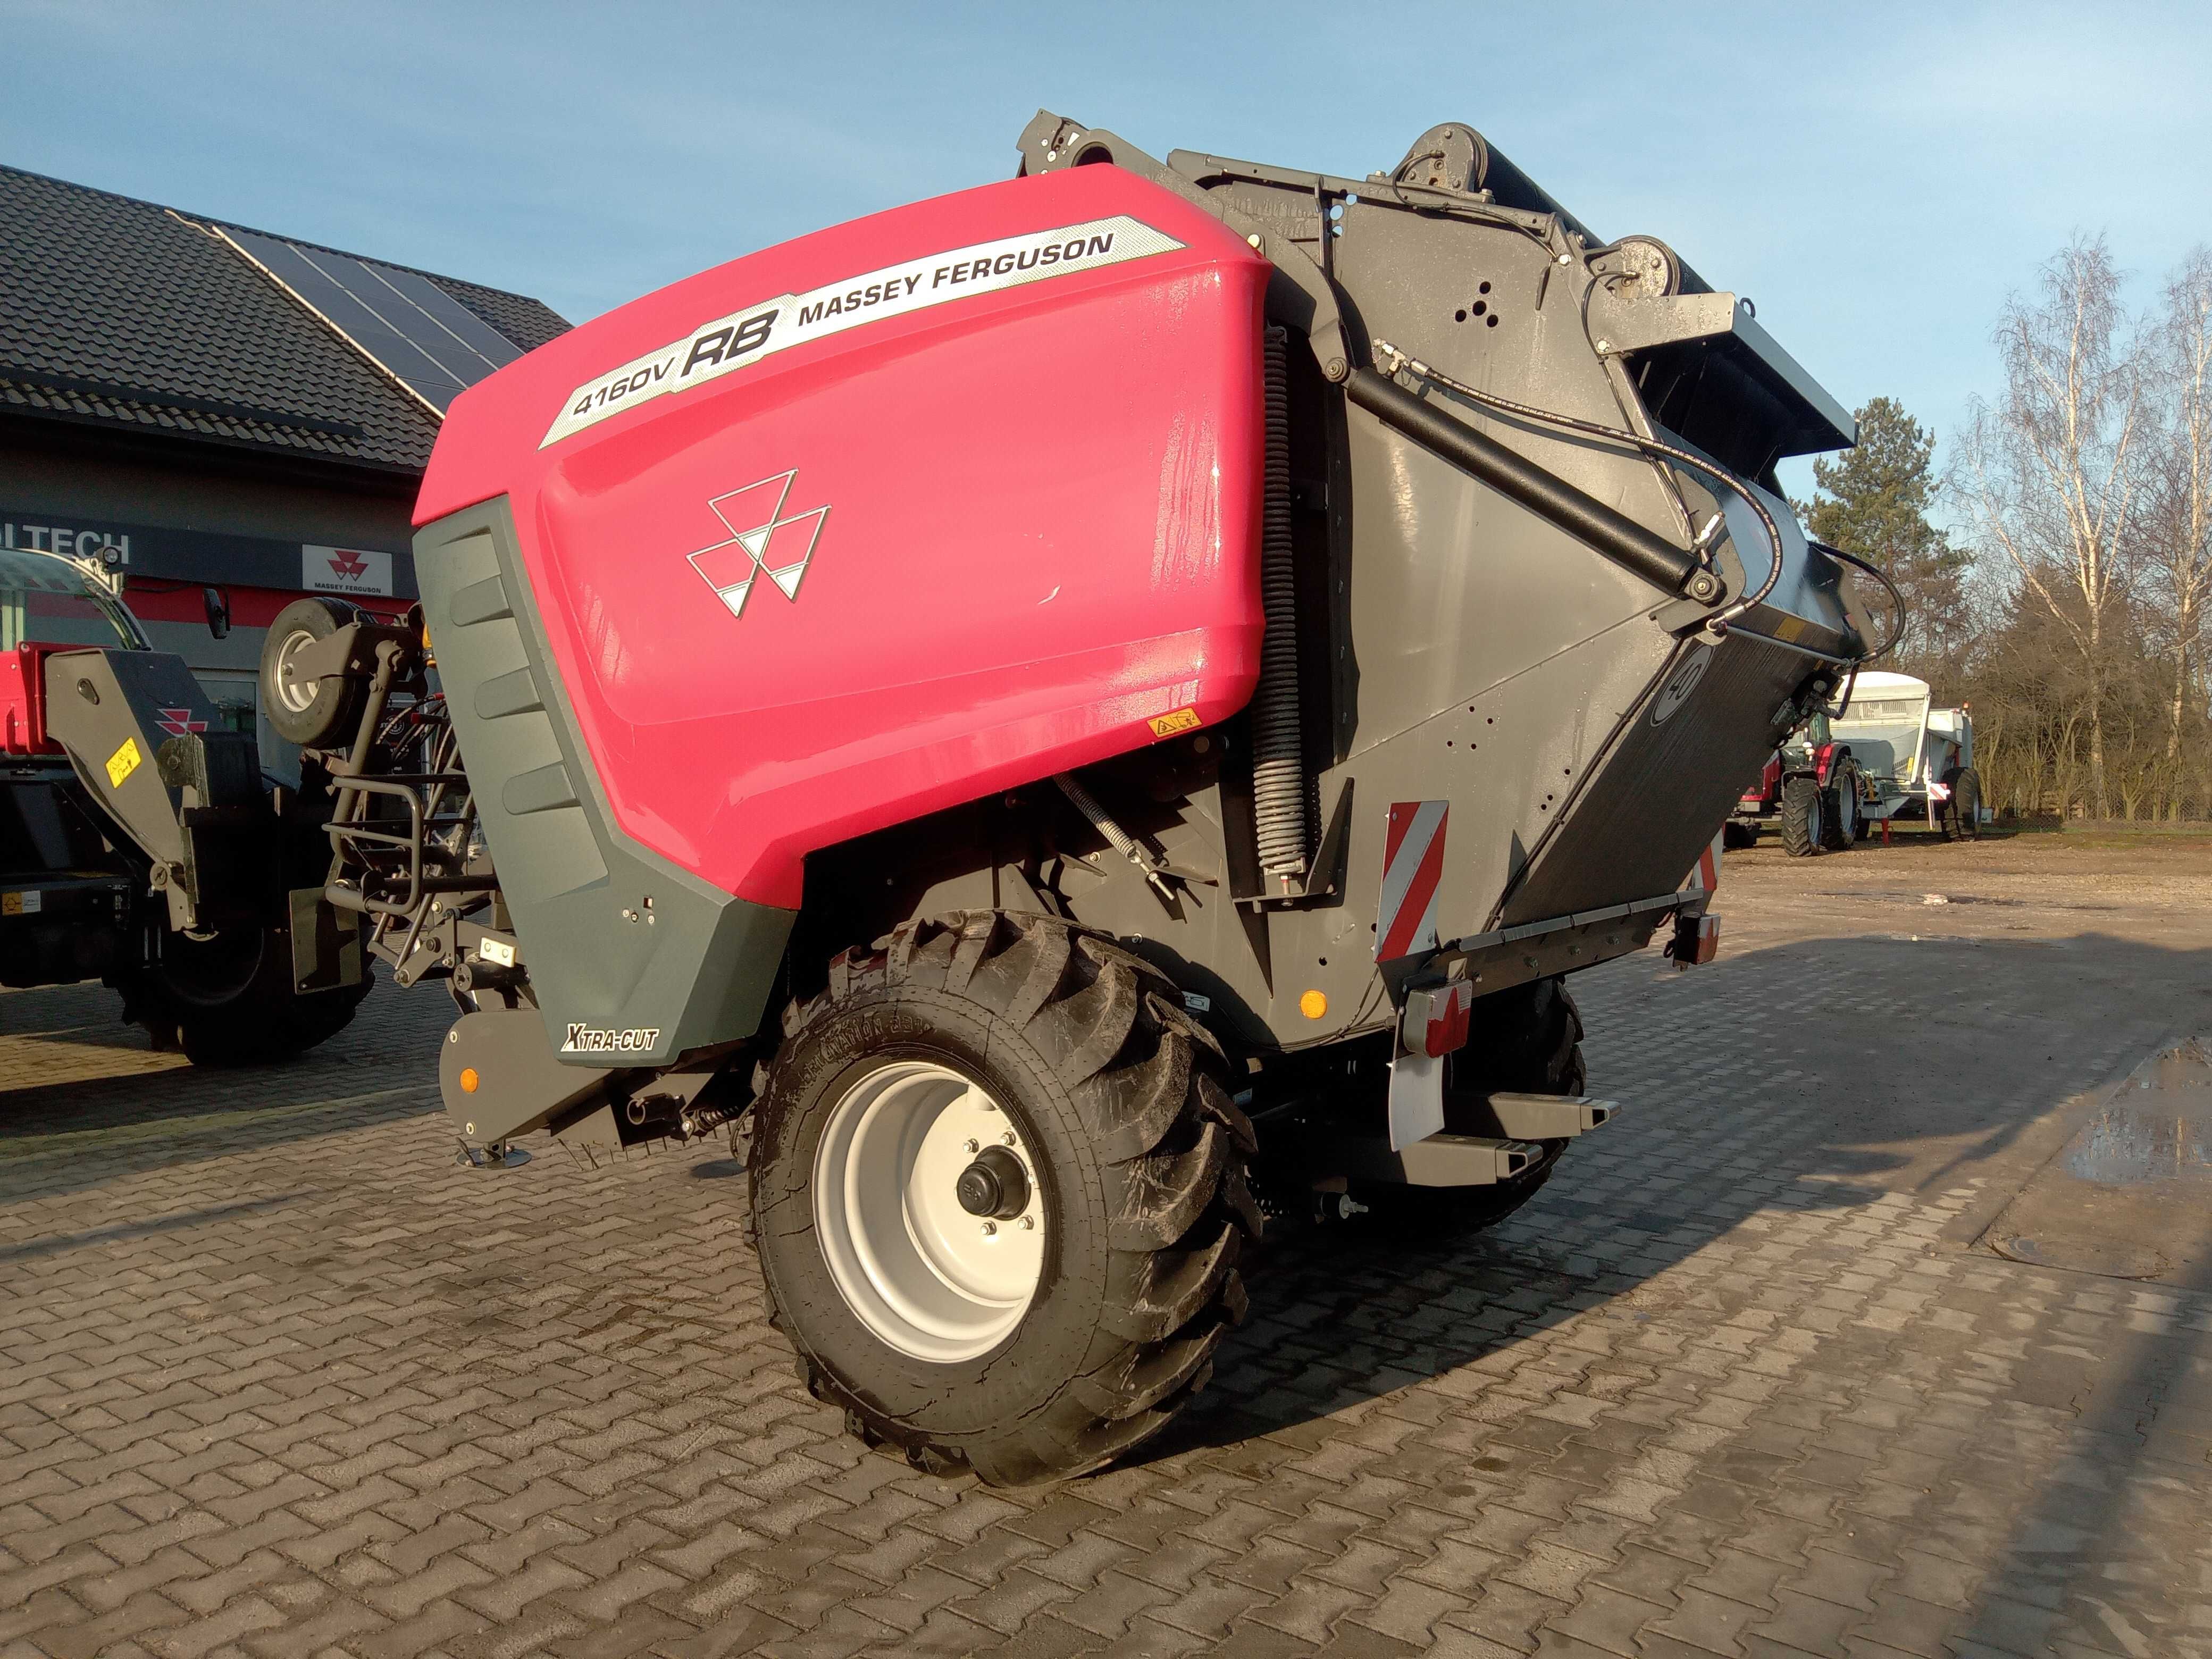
[1477,1093,1619,1140]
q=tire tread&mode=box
[760,908,1257,1486]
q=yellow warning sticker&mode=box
[1,892,21,917]
[1147,707,1202,739]
[1773,615,1809,643]
[105,737,141,789]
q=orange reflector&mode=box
[1298,990,1328,1020]
[459,1067,480,1094]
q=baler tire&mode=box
[260,597,368,749]
[1360,977,1587,1238]
[1779,776,1823,858]
[749,910,1260,1488]
[115,925,372,1066]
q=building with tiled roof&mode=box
[0,162,566,724]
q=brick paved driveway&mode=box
[4,839,2210,1658]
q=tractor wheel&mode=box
[114,923,372,1065]
[750,910,1260,1487]
[1779,775,1823,857]
[1821,765,1862,851]
[1941,768,1982,841]
[261,597,368,749]
[1358,977,1587,1238]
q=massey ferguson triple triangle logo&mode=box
[326,548,370,581]
[155,708,207,738]
[685,470,828,618]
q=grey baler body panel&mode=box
[1042,153,1855,1044]
[413,499,793,1067]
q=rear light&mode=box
[1402,981,1473,1058]
[1814,741,1834,783]
[1670,911,1720,966]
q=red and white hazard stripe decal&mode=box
[1684,827,1723,894]
[1377,801,1448,961]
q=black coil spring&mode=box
[1251,326,1309,879]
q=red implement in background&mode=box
[1,643,65,756]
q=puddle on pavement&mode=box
[2063,1037,2212,1184]
[1979,1038,2212,1285]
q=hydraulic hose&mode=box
[1805,540,1909,723]
[1369,341,1784,623]
[1808,539,1909,665]
[1346,367,1721,602]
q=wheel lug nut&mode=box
[1001,1132,1016,1146]
[963,1139,979,1153]
[1018,1215,1035,1230]
[981,1221,997,1236]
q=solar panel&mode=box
[222,227,525,413]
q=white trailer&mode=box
[1829,670,1988,837]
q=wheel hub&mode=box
[955,1145,1030,1219]
[812,1061,1046,1363]
[273,627,321,715]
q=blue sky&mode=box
[7,1,2210,501]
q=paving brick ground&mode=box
[3,837,2209,1658]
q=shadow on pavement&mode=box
[1124,930,2212,1500]
[0,975,449,1210]
[0,1191,308,1263]
[1132,1173,1878,1471]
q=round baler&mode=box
[277,112,1870,1482]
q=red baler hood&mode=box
[415,166,1271,908]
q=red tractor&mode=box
[1729,708,1866,857]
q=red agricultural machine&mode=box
[1,547,370,1060]
[261,112,1867,1482]
[1730,708,1865,856]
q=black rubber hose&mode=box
[1808,539,1908,665]
[1370,342,1783,621]
[1252,328,1310,881]
[1346,369,1720,602]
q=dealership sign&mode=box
[304,544,395,597]
[1,512,414,599]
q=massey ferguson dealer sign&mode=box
[303,544,395,597]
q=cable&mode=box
[1370,339,1788,625]
[1807,540,1909,666]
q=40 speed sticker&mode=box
[541,214,1185,449]
[563,1024,660,1054]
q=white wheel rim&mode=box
[274,627,321,714]
[812,1060,1046,1362]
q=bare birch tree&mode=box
[2144,249,2212,813]
[1957,238,2143,816]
